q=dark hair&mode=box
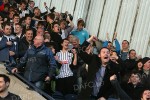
[60,19,67,27]
[129,49,136,54]
[52,22,59,28]
[141,89,150,98]
[20,1,27,5]
[47,13,55,20]
[2,22,11,29]
[130,70,141,80]
[0,74,10,83]
[61,38,69,44]
[25,28,33,34]
[25,14,31,20]
[108,41,112,43]
[13,14,20,19]
[45,42,54,48]
[15,23,22,27]
[122,40,129,45]
[99,47,109,54]
[37,21,45,27]
[77,19,85,27]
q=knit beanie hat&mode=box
[142,57,150,64]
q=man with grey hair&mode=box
[12,35,57,90]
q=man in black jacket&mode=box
[0,74,21,100]
[12,35,57,90]
[18,29,33,58]
[77,36,121,100]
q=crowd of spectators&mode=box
[0,0,150,100]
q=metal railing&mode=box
[5,66,55,100]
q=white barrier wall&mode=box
[34,0,150,57]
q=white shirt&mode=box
[56,50,73,78]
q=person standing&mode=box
[12,35,57,90]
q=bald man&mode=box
[12,35,57,90]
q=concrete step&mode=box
[0,64,47,100]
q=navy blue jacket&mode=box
[17,44,57,82]
[0,36,15,62]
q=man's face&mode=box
[129,50,136,59]
[107,43,113,50]
[36,28,44,36]
[77,24,83,31]
[53,24,60,33]
[9,11,15,19]
[25,30,33,41]
[34,9,40,17]
[25,17,31,25]
[3,0,8,4]
[72,40,79,48]
[142,90,150,100]
[122,41,129,50]
[3,25,12,35]
[61,40,69,49]
[99,48,110,64]
[15,25,22,34]
[29,2,35,8]
[60,22,66,29]
[13,16,20,24]
[0,77,9,93]
[130,74,140,85]
[68,35,74,43]
[143,60,150,71]
[33,36,43,47]
[20,3,26,10]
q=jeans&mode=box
[34,81,45,90]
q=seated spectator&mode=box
[0,74,22,100]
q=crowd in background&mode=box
[0,0,150,100]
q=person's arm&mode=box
[0,38,12,50]
[102,41,108,47]
[47,49,57,78]
[85,30,89,40]
[102,32,110,47]
[77,36,97,64]
[11,50,28,73]
[114,39,121,55]
[110,75,132,100]
[66,16,74,28]
[72,49,77,66]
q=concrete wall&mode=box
[0,64,46,100]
